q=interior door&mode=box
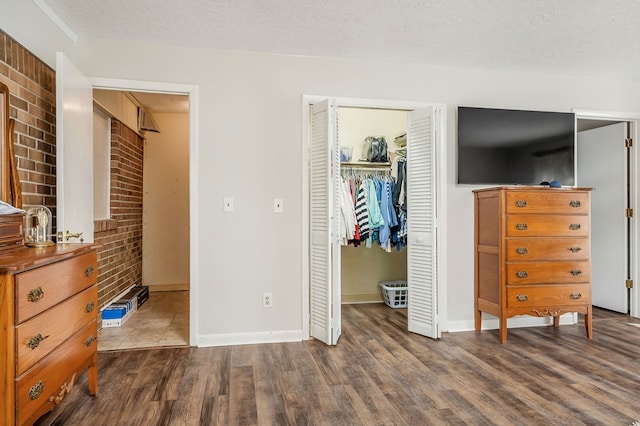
[577,122,627,312]
[406,107,440,338]
[56,52,94,243]
[309,99,341,345]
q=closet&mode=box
[308,98,444,346]
[338,107,408,304]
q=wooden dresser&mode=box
[473,186,593,343]
[0,244,99,425]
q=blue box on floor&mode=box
[102,306,127,319]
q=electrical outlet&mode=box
[263,292,273,308]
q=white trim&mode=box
[197,330,303,348]
[573,109,640,121]
[301,95,449,340]
[448,313,577,334]
[33,0,79,42]
[88,77,200,345]
[575,110,640,319]
[301,96,311,339]
[99,284,136,312]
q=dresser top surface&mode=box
[0,243,100,273]
[472,186,593,193]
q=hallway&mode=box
[98,291,189,351]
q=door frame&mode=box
[574,109,639,318]
[90,77,199,345]
[301,95,448,339]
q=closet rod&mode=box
[340,162,391,168]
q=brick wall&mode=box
[95,120,144,306]
[0,29,144,308]
[0,29,57,221]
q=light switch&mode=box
[274,198,284,213]
[223,197,234,212]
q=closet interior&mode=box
[338,107,409,305]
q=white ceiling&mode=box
[42,0,640,83]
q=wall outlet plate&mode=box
[263,292,273,308]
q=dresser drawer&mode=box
[507,261,590,285]
[16,320,97,426]
[506,214,589,237]
[506,191,589,214]
[15,252,97,323]
[506,238,590,261]
[507,284,591,309]
[15,286,97,376]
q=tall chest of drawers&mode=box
[474,187,593,343]
[0,244,99,425]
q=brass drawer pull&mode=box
[86,301,95,313]
[516,294,529,302]
[570,269,583,276]
[29,380,44,400]
[28,287,45,302]
[569,200,582,208]
[515,247,529,255]
[515,200,528,208]
[28,333,49,350]
[0,241,21,247]
[569,223,581,231]
[515,223,528,231]
[570,292,582,300]
[569,246,582,253]
[516,271,529,278]
[85,336,96,348]
[85,266,95,277]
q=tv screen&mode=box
[457,107,576,185]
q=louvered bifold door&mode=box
[310,99,336,345]
[407,107,440,339]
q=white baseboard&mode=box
[197,329,303,347]
[446,313,578,333]
[147,283,190,292]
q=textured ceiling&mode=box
[41,0,640,81]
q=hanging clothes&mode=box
[339,177,357,245]
[378,178,398,252]
[393,156,407,250]
[355,182,370,240]
[339,165,407,251]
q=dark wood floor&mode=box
[36,305,640,425]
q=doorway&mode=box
[576,115,638,317]
[87,77,200,347]
[92,89,191,350]
[302,96,448,344]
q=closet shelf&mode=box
[340,162,391,168]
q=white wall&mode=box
[5,3,640,344]
[0,1,75,67]
[142,112,190,291]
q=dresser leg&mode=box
[88,352,98,396]
[553,315,560,328]
[475,308,482,332]
[499,316,507,343]
[585,305,593,339]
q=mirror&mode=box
[0,82,9,203]
[0,82,22,208]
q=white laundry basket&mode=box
[379,280,408,308]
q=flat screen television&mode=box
[457,107,576,186]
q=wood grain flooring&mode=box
[36,305,640,425]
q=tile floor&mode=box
[98,290,189,351]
